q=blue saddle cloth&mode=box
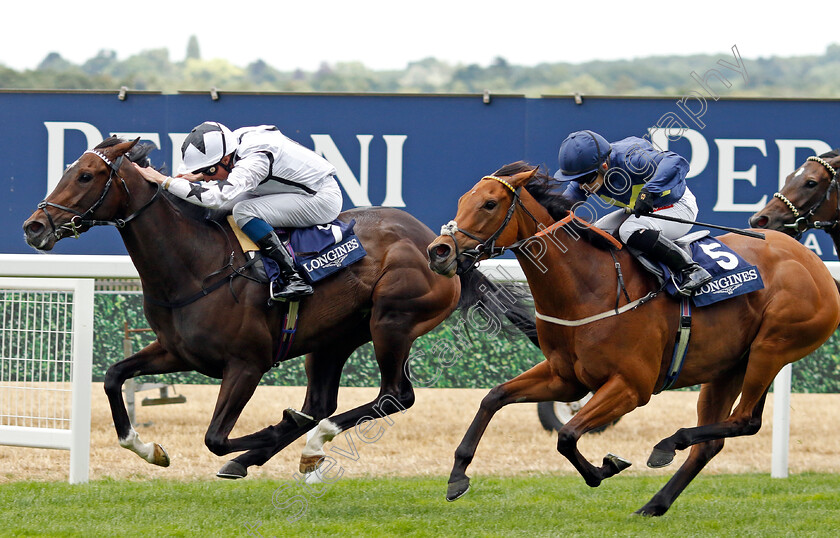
[659,237,764,306]
[265,219,367,284]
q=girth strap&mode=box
[657,297,692,393]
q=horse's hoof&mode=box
[634,504,667,517]
[304,470,325,485]
[647,448,675,468]
[604,453,631,474]
[217,460,247,479]
[284,408,315,428]
[446,477,471,502]
[299,454,324,474]
[152,443,170,467]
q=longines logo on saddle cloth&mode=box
[228,216,367,285]
[637,231,765,306]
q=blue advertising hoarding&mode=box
[2,91,839,259]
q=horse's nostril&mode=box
[24,220,44,237]
[434,244,451,259]
[751,215,769,228]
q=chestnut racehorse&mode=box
[427,162,840,516]
[22,138,538,480]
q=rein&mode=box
[37,149,162,239]
[775,156,840,236]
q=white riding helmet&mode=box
[178,121,238,174]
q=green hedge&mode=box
[92,294,840,393]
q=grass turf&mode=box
[1,473,838,537]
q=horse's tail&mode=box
[456,268,540,349]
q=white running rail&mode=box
[0,277,94,484]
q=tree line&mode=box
[3,37,840,97]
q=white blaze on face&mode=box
[794,166,806,178]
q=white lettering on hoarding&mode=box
[774,140,832,191]
[713,138,767,213]
[43,124,406,208]
[44,122,103,196]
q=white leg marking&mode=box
[301,419,341,458]
[119,428,156,463]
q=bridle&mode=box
[439,175,540,274]
[773,155,840,237]
[36,149,161,239]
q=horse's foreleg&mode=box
[636,371,744,517]
[448,360,582,501]
[102,340,190,466]
[202,361,265,458]
[554,376,640,488]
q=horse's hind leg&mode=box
[298,313,420,473]
[636,370,745,517]
[647,336,807,469]
[447,360,611,501]
[218,337,361,479]
[103,339,191,466]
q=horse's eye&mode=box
[483,200,497,210]
[79,172,94,184]
[805,180,818,188]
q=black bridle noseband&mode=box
[774,155,840,237]
[37,149,161,239]
[439,175,540,274]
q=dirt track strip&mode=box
[2,385,837,483]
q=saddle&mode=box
[228,216,367,285]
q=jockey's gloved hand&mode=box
[634,189,656,217]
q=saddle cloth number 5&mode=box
[699,241,739,271]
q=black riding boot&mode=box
[626,229,713,297]
[256,232,314,301]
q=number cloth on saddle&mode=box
[658,237,764,306]
[271,219,367,284]
[228,216,367,284]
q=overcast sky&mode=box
[3,1,838,72]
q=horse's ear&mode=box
[111,137,141,157]
[508,167,539,188]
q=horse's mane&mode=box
[819,149,840,160]
[96,137,227,223]
[492,161,574,220]
[493,161,617,250]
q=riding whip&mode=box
[639,211,765,239]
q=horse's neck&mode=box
[512,196,620,317]
[118,185,229,295]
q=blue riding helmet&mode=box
[553,130,612,181]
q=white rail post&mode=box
[771,363,792,478]
[69,278,94,484]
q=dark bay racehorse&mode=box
[22,138,538,479]
[748,150,840,298]
[427,162,840,516]
[749,150,840,248]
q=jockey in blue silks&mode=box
[555,130,712,296]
